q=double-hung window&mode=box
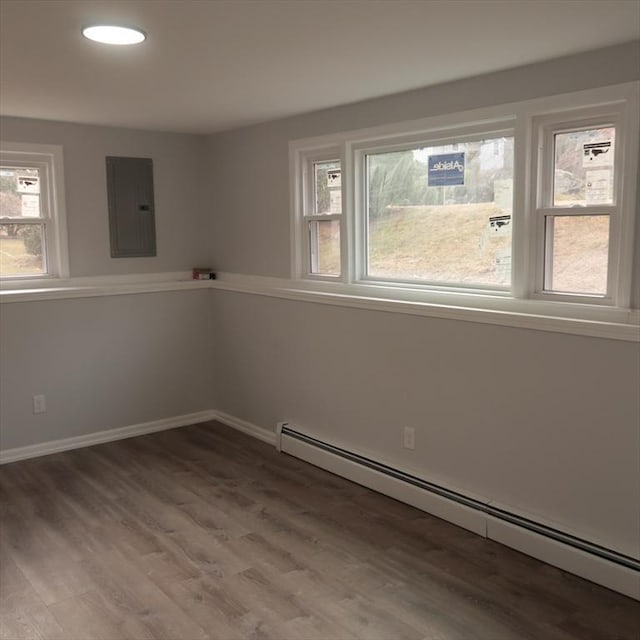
[0,142,68,280]
[297,148,344,278]
[291,82,639,325]
[532,108,628,304]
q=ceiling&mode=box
[1,0,638,135]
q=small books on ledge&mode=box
[192,268,216,280]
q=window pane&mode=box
[366,137,514,287]
[553,127,615,206]
[0,167,41,217]
[314,161,341,214]
[309,220,340,275]
[0,223,46,276]
[545,215,609,295]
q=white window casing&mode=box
[352,123,515,290]
[293,146,346,281]
[530,107,626,305]
[290,82,640,330]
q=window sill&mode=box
[0,271,210,303]
[210,273,640,342]
[2,271,637,341]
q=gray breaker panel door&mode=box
[106,156,157,258]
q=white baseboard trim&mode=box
[212,410,277,445]
[0,410,218,465]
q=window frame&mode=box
[290,82,639,319]
[292,145,347,281]
[0,142,69,281]
[352,123,516,292]
[530,108,628,306]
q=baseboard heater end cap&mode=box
[275,421,288,452]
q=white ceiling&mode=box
[1,0,638,135]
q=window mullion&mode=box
[511,115,533,299]
[352,147,366,283]
[614,101,639,307]
[340,144,351,284]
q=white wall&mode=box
[0,116,208,276]
[204,42,640,560]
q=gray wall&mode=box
[204,42,640,559]
[0,120,213,455]
[0,117,208,277]
[211,291,640,559]
[0,290,213,450]
[0,118,213,456]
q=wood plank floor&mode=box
[0,421,638,640]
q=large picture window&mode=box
[365,135,514,288]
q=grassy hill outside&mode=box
[0,235,43,276]
[368,203,511,287]
[317,203,608,294]
[1,203,607,294]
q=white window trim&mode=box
[1,270,636,341]
[289,82,640,327]
[350,122,516,288]
[0,141,69,281]
[529,106,631,306]
[295,146,346,281]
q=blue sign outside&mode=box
[428,152,465,187]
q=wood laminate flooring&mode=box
[0,421,638,640]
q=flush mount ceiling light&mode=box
[82,25,146,45]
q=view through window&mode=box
[0,166,46,276]
[365,137,514,287]
[543,126,615,295]
[309,160,341,276]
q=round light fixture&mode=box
[82,25,146,45]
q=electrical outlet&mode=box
[33,394,46,414]
[403,426,415,450]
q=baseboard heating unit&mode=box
[275,422,640,600]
